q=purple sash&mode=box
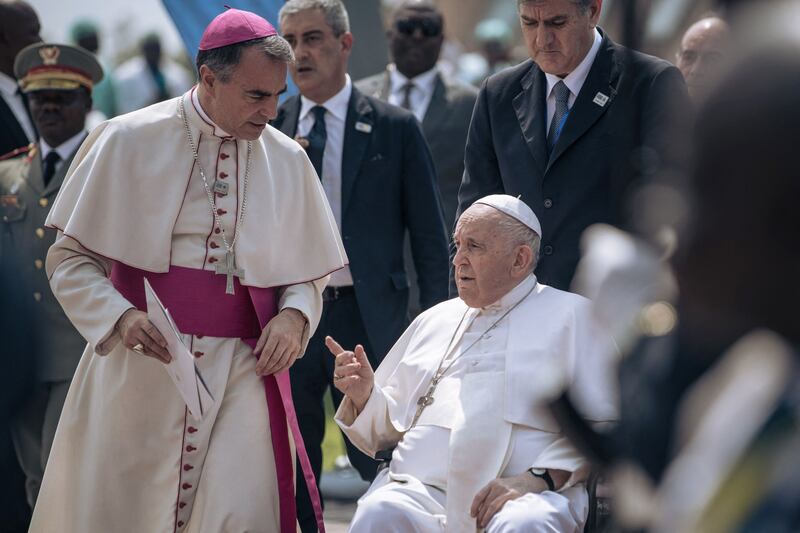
[111,262,326,533]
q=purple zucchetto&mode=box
[198,6,278,51]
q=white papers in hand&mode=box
[144,278,214,420]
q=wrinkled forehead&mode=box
[456,204,507,233]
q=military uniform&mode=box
[2,41,102,507]
[0,144,87,505]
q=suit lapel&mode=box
[341,89,373,215]
[512,63,548,175]
[0,96,31,149]
[421,74,448,141]
[547,35,619,171]
[275,96,301,138]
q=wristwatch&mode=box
[527,467,555,491]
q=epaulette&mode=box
[0,143,35,162]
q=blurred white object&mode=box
[571,224,677,355]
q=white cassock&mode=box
[30,88,347,532]
[336,274,618,532]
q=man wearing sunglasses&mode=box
[358,0,476,317]
[358,0,475,234]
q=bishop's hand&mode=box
[325,336,374,412]
[254,308,307,376]
[116,308,171,364]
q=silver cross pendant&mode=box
[215,251,245,295]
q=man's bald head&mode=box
[677,16,730,101]
[453,204,539,308]
[0,0,41,77]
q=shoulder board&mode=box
[0,143,35,162]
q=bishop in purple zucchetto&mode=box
[198,6,278,51]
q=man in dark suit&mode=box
[0,43,101,510]
[274,1,449,530]
[458,0,691,292]
[357,0,476,317]
[357,0,476,232]
[0,0,40,157]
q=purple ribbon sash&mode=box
[111,262,326,533]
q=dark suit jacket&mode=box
[0,95,32,158]
[458,32,691,291]
[272,87,449,360]
[356,70,477,229]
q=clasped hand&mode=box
[325,336,374,412]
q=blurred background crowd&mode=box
[1,0,799,532]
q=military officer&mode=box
[0,42,102,508]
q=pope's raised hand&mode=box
[325,336,374,412]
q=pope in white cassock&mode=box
[329,194,619,532]
[29,9,346,533]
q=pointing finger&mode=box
[325,336,345,356]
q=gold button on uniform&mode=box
[34,259,43,269]
[35,228,45,238]
[39,198,48,207]
[33,292,42,302]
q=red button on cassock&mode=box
[208,257,218,264]
[214,228,221,234]
[183,464,194,471]
[187,427,198,434]
[186,445,196,452]
[178,521,184,527]
[210,242,219,249]
[179,502,186,509]
[182,483,192,490]
[216,209,227,215]
[219,172,228,178]
[220,153,229,160]
[193,351,204,358]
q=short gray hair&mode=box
[279,0,350,36]
[495,214,541,271]
[195,36,294,82]
[517,0,593,13]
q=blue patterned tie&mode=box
[306,105,327,180]
[547,81,570,154]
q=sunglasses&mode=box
[395,18,442,38]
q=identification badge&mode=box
[213,180,229,196]
[355,121,372,133]
[593,92,610,107]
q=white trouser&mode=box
[349,469,588,532]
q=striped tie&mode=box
[547,81,570,154]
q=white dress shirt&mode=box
[390,275,560,490]
[0,71,36,143]
[40,131,87,176]
[544,29,603,132]
[298,76,354,287]
[387,64,439,123]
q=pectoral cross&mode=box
[410,376,441,427]
[215,251,245,295]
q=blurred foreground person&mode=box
[458,0,690,292]
[29,9,346,533]
[0,0,40,155]
[676,15,731,103]
[648,42,800,533]
[331,195,618,532]
[1,42,101,508]
[115,33,192,114]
